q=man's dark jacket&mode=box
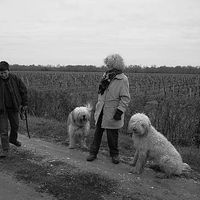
[0,73,28,113]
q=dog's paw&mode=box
[80,145,89,152]
[129,162,136,167]
[80,141,88,150]
[83,145,89,150]
[129,168,140,174]
[155,173,171,179]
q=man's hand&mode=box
[22,105,28,112]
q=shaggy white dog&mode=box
[67,104,92,149]
[127,113,191,177]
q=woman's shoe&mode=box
[86,154,97,161]
[9,140,21,147]
[112,156,120,164]
[0,150,9,158]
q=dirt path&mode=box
[11,134,199,200]
[1,134,200,200]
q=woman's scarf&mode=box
[98,68,122,95]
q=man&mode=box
[87,54,130,164]
[0,61,28,158]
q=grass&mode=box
[176,146,200,172]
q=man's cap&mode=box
[0,61,9,71]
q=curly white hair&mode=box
[104,54,125,71]
[67,104,92,149]
[127,113,191,177]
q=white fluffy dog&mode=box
[67,104,92,149]
[127,113,191,177]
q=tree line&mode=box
[9,64,200,74]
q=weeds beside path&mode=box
[1,133,199,200]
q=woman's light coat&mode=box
[94,73,130,129]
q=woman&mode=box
[87,54,130,164]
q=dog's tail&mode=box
[182,162,192,174]
[85,103,93,112]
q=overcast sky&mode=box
[0,0,200,67]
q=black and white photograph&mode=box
[0,0,200,199]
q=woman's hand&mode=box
[113,109,123,120]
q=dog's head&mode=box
[127,113,151,137]
[72,104,92,126]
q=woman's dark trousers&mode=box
[89,112,119,157]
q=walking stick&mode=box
[20,107,31,139]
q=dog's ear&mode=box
[127,122,133,134]
[71,110,77,124]
[141,123,150,136]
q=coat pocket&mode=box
[103,106,116,121]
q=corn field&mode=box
[14,71,200,147]
[15,71,200,97]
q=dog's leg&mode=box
[69,135,75,149]
[130,151,147,174]
[135,151,148,173]
[80,126,89,149]
[130,150,139,166]
[68,126,76,149]
[81,137,88,149]
[81,130,88,149]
